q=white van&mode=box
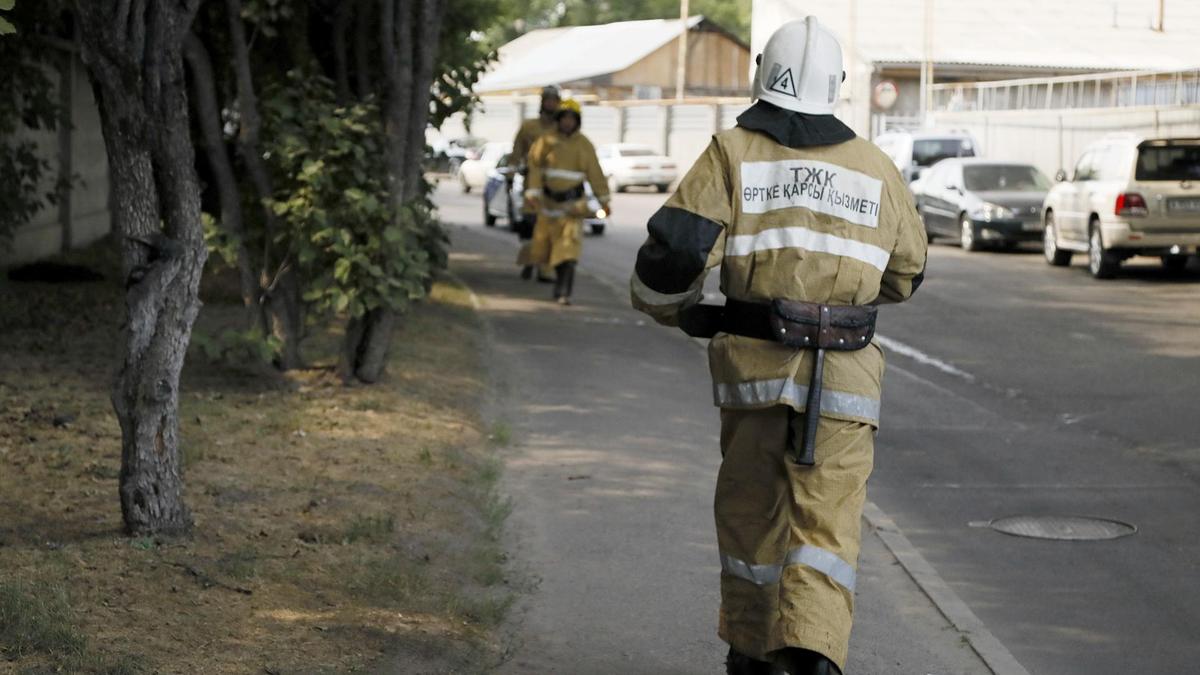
[874,130,980,184]
[1042,135,1200,278]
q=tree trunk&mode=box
[183,32,262,331]
[342,0,445,384]
[332,0,353,103]
[401,0,445,199]
[354,0,372,99]
[74,0,206,536]
[225,0,305,369]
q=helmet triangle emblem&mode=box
[767,63,798,98]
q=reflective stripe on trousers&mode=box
[714,378,880,425]
[720,544,857,592]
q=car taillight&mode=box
[1115,192,1148,216]
[632,164,651,170]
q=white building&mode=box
[752,0,1200,136]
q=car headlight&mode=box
[971,203,1014,221]
[595,208,607,219]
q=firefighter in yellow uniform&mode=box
[513,85,561,281]
[630,17,927,675]
[525,98,612,305]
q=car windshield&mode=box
[1135,143,1200,181]
[912,138,975,167]
[619,147,657,157]
[963,165,1050,192]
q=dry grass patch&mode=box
[0,241,515,673]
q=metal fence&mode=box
[931,67,1200,113]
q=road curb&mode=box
[862,502,1031,675]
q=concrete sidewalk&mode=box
[449,224,989,675]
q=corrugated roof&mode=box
[476,16,704,93]
[753,0,1200,73]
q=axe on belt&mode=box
[679,299,878,466]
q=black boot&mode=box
[553,262,569,303]
[770,648,842,675]
[561,261,576,304]
[727,647,772,675]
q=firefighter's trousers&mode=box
[528,212,583,269]
[716,405,873,671]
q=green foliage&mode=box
[238,0,293,38]
[191,327,282,365]
[262,71,444,320]
[431,0,505,127]
[0,0,16,36]
[0,1,68,252]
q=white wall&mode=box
[2,50,111,268]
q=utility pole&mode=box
[675,0,690,101]
[920,0,934,124]
[1156,0,1165,31]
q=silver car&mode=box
[483,154,609,235]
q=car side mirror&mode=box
[1054,169,1068,183]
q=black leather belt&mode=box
[680,299,877,466]
[545,185,584,202]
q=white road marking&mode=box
[877,335,977,383]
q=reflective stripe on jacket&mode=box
[526,130,611,205]
[630,127,927,427]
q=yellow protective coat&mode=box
[630,124,926,669]
[525,129,610,268]
[512,116,557,215]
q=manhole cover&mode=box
[988,515,1136,541]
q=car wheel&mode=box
[1088,222,1119,279]
[484,201,496,227]
[1161,254,1189,273]
[590,223,605,236]
[655,183,669,193]
[1043,213,1072,266]
[959,214,980,252]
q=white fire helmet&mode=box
[753,16,844,115]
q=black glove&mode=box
[678,304,725,338]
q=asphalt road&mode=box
[436,180,1200,675]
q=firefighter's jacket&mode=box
[630,120,926,429]
[513,116,556,171]
[526,130,611,211]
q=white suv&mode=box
[1042,135,1200,278]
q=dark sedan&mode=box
[914,159,1051,251]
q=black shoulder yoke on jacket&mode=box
[635,206,723,294]
[736,101,857,148]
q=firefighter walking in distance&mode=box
[630,16,927,675]
[525,98,611,305]
[513,85,562,281]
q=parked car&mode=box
[874,130,979,184]
[482,158,609,235]
[482,153,517,227]
[597,143,677,193]
[457,142,511,193]
[1042,135,1200,278]
[913,159,1051,251]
